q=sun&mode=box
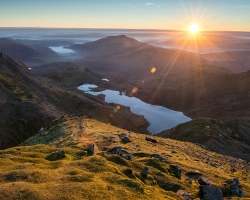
[188,23,200,35]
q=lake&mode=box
[78,84,191,134]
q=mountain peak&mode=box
[84,34,144,47]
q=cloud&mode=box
[145,2,160,8]
[145,2,155,6]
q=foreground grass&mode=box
[0,118,249,200]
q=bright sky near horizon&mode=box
[0,0,250,31]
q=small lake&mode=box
[49,46,75,54]
[78,84,191,134]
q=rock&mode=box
[151,154,166,162]
[198,176,211,186]
[185,171,203,180]
[108,146,124,154]
[105,154,129,166]
[177,190,192,200]
[107,146,132,160]
[145,137,158,143]
[140,167,149,179]
[119,134,131,144]
[85,144,95,156]
[146,158,166,172]
[123,168,135,178]
[45,150,65,161]
[199,185,223,200]
[223,178,243,197]
[156,176,182,192]
[169,165,182,179]
[75,150,87,159]
[197,176,223,200]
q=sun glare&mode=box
[188,23,200,35]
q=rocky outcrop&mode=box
[198,177,223,200]
[45,150,65,161]
[145,137,158,144]
[223,178,243,197]
[168,165,182,179]
[119,134,131,144]
[85,144,95,156]
[107,146,133,160]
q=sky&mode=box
[0,0,250,31]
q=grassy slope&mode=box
[0,117,249,200]
[160,118,250,161]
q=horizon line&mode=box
[0,26,250,33]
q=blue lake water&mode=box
[78,84,191,134]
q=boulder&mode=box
[119,134,131,144]
[198,177,211,186]
[107,146,133,160]
[86,144,95,156]
[123,168,135,178]
[145,137,158,143]
[156,176,182,192]
[199,185,223,200]
[140,167,149,179]
[151,154,166,162]
[223,178,243,197]
[177,190,192,200]
[169,165,182,179]
[197,177,223,200]
[75,150,87,159]
[105,154,129,166]
[45,150,65,161]
[185,171,202,180]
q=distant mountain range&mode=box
[37,35,250,119]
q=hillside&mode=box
[0,117,249,200]
[0,53,58,149]
[203,50,250,73]
[0,53,148,149]
[32,62,102,88]
[160,118,250,161]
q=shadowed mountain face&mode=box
[71,35,208,80]
[32,62,101,88]
[203,50,250,73]
[0,38,40,60]
[0,53,58,148]
[0,53,148,149]
[160,118,250,161]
